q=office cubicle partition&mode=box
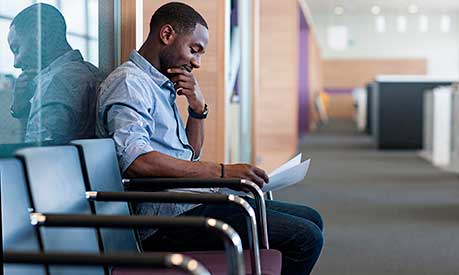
[371,76,455,149]
[420,87,453,167]
[447,89,459,173]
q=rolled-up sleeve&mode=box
[99,74,157,173]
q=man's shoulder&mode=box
[108,61,149,81]
[98,61,162,107]
[101,62,156,92]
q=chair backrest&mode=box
[16,146,105,275]
[1,159,47,275]
[71,138,139,253]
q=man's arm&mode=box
[168,68,205,155]
[125,151,269,188]
[185,112,205,157]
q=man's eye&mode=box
[190,47,198,54]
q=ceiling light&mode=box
[375,16,386,33]
[419,15,428,32]
[397,16,407,32]
[371,5,381,15]
[334,6,344,16]
[327,25,348,51]
[441,15,451,33]
[408,4,419,14]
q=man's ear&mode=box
[159,24,176,45]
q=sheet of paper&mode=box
[263,159,310,192]
[269,153,302,176]
[220,157,311,195]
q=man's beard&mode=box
[159,46,179,77]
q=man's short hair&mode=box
[11,3,66,39]
[149,2,208,35]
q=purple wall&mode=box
[298,8,310,137]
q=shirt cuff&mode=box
[119,139,155,174]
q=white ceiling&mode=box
[305,0,459,14]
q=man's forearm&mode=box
[185,116,205,155]
[125,151,219,178]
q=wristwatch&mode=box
[188,104,208,119]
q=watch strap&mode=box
[188,104,208,119]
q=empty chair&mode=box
[1,159,47,275]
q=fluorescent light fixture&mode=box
[419,15,428,32]
[334,6,344,16]
[327,25,348,51]
[375,16,386,33]
[371,5,381,15]
[441,15,451,33]
[408,4,419,14]
[397,16,407,32]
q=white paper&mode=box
[269,153,302,176]
[220,156,311,195]
[263,159,310,192]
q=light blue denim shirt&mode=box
[97,50,215,240]
[26,50,102,143]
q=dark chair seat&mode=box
[113,249,282,275]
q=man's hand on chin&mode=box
[168,67,206,113]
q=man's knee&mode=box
[297,221,323,256]
[309,208,324,232]
[295,205,324,232]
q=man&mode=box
[7,3,102,143]
[97,2,323,274]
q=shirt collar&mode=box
[128,50,172,89]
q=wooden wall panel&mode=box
[254,0,299,172]
[120,0,136,63]
[324,59,427,88]
[142,0,226,162]
[323,59,427,119]
[328,94,354,119]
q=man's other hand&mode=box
[168,67,205,113]
[10,70,37,118]
[224,164,269,189]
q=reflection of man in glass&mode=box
[7,3,102,143]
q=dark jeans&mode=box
[143,198,324,275]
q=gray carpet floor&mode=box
[274,120,459,275]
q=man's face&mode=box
[7,25,39,71]
[159,23,208,76]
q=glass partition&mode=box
[0,0,102,153]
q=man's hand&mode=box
[168,67,205,113]
[10,70,37,118]
[224,164,269,189]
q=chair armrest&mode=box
[4,251,210,275]
[30,213,243,275]
[123,178,269,249]
[87,191,261,275]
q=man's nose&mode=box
[191,56,201,69]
